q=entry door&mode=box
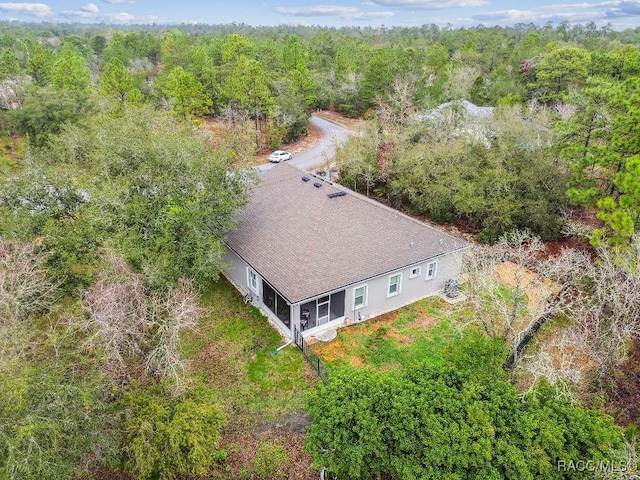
[317,296,330,326]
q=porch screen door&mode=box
[317,296,330,326]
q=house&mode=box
[417,99,496,147]
[223,162,468,340]
[417,99,495,124]
[417,99,551,148]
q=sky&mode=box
[1,0,640,30]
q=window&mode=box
[410,266,421,279]
[388,273,402,297]
[353,285,367,309]
[263,280,290,329]
[247,268,259,293]
[426,261,437,280]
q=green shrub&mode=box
[252,440,288,479]
[306,357,624,480]
[122,383,226,480]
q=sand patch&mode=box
[494,261,562,316]
[409,315,437,330]
[350,356,365,367]
[387,327,414,345]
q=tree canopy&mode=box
[306,337,624,480]
[3,104,249,291]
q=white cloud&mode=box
[471,1,640,25]
[82,2,99,13]
[275,5,360,16]
[275,3,393,21]
[473,8,602,23]
[369,0,488,8]
[600,0,640,17]
[103,11,136,21]
[0,2,53,18]
[61,3,138,22]
[346,10,394,20]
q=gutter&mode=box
[291,246,470,306]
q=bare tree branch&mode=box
[0,239,59,324]
[466,230,640,389]
[82,253,202,390]
[144,278,200,393]
[464,232,576,374]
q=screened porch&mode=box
[299,290,345,331]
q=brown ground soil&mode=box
[606,339,640,427]
[350,356,365,367]
[543,236,590,257]
[0,136,19,158]
[314,110,365,131]
[221,412,317,480]
[387,327,414,345]
[313,333,358,363]
[75,469,131,480]
[313,303,438,364]
[494,261,562,317]
[409,314,438,330]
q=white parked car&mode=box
[269,150,293,163]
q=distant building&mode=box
[417,99,495,123]
[417,99,550,148]
[417,99,496,147]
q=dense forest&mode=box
[0,20,639,479]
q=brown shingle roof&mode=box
[226,163,467,304]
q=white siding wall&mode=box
[344,250,464,324]
[222,248,261,301]
[223,246,465,339]
[222,247,293,339]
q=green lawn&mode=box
[180,282,500,478]
[313,297,475,371]
[182,278,318,424]
[181,279,321,478]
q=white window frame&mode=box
[410,266,421,279]
[387,273,402,297]
[353,284,368,310]
[426,261,437,280]
[246,267,259,293]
